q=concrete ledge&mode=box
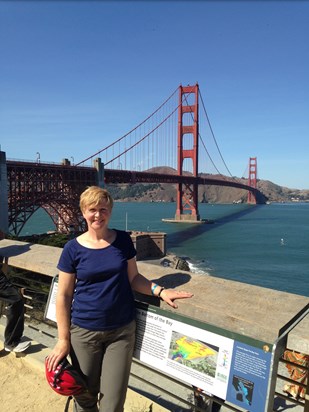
[137,261,309,354]
[1,238,308,353]
[0,239,62,277]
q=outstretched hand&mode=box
[159,289,193,309]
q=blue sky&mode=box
[0,1,308,189]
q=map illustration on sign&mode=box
[168,332,219,378]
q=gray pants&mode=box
[70,320,136,412]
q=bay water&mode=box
[20,202,309,297]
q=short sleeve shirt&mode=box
[57,229,136,331]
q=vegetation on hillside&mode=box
[108,183,161,200]
[8,232,71,248]
[105,177,309,204]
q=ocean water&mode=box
[20,202,309,297]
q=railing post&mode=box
[0,151,8,237]
[305,373,309,411]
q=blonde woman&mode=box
[47,186,193,412]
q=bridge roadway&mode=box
[0,239,308,411]
[102,169,265,203]
[6,160,266,203]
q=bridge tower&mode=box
[175,84,200,222]
[247,157,257,204]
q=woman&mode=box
[46,186,193,412]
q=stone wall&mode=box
[129,231,166,260]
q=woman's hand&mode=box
[46,339,70,371]
[159,288,193,309]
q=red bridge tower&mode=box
[247,157,257,204]
[175,84,200,222]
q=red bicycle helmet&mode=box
[45,357,87,396]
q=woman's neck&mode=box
[77,228,116,249]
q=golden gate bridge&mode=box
[0,84,266,236]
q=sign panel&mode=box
[45,275,58,322]
[226,342,271,410]
[134,302,273,412]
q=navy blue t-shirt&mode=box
[57,229,137,331]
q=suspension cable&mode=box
[105,106,179,167]
[198,90,233,178]
[181,92,221,174]
[199,137,222,174]
[75,86,179,166]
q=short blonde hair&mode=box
[79,186,114,213]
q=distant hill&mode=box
[106,167,309,204]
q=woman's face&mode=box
[82,199,112,231]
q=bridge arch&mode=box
[6,159,99,236]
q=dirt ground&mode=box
[0,348,166,412]
[0,349,72,412]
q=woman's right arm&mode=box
[46,270,75,371]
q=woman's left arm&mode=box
[127,258,193,309]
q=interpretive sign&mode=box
[134,301,273,412]
[45,283,274,411]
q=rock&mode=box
[160,254,190,272]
